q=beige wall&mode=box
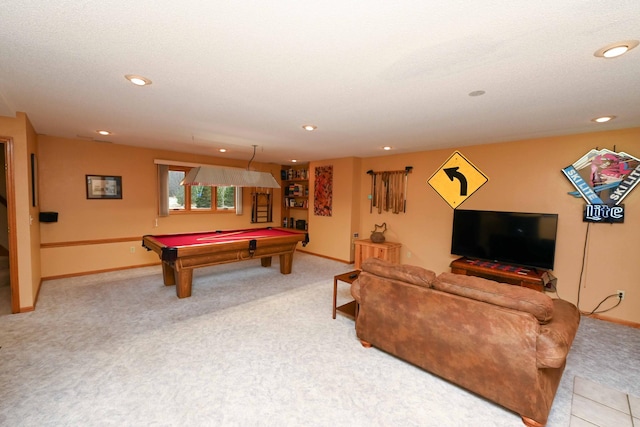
[356,128,640,324]
[38,134,282,277]
[5,112,640,324]
[305,157,361,262]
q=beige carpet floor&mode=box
[1,253,639,426]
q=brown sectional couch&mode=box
[351,258,580,427]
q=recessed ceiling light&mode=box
[291,159,298,163]
[594,40,639,58]
[604,46,628,58]
[125,74,152,86]
[383,146,392,151]
[592,116,616,123]
[96,130,111,136]
[218,148,227,153]
[302,125,317,131]
[468,90,486,97]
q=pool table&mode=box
[142,227,309,298]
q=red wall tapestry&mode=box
[314,165,333,216]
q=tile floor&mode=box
[571,377,639,427]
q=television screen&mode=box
[451,209,558,270]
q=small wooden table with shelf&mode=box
[333,270,360,319]
[449,257,545,292]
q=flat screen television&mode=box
[451,209,558,271]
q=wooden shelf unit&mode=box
[449,257,545,292]
[354,239,402,270]
[281,165,309,231]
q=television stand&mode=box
[450,257,545,292]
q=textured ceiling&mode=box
[0,1,639,164]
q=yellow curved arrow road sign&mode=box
[428,151,489,209]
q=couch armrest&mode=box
[536,299,580,368]
[351,278,361,303]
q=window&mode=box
[167,166,235,213]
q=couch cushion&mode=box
[361,258,436,288]
[434,272,554,324]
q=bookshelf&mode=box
[281,165,309,231]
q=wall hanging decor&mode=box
[366,167,413,213]
[30,153,38,207]
[251,190,273,223]
[314,165,333,216]
[562,148,640,223]
[86,175,122,199]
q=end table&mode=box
[333,270,360,319]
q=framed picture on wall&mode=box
[86,175,122,199]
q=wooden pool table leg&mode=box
[161,262,176,286]
[176,268,193,298]
[279,253,293,274]
[260,257,272,267]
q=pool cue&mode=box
[379,172,383,213]
[384,172,390,212]
[391,172,397,213]
[395,172,401,213]
[366,170,374,213]
[403,166,413,213]
[196,230,251,241]
[372,171,377,208]
[198,234,274,241]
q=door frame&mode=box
[1,137,20,313]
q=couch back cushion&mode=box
[361,258,436,288]
[434,272,554,323]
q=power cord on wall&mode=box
[575,222,623,315]
[584,293,622,315]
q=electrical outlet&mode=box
[617,290,625,300]
[353,233,359,238]
[130,246,135,253]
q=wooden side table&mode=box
[333,270,360,319]
[353,239,402,270]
